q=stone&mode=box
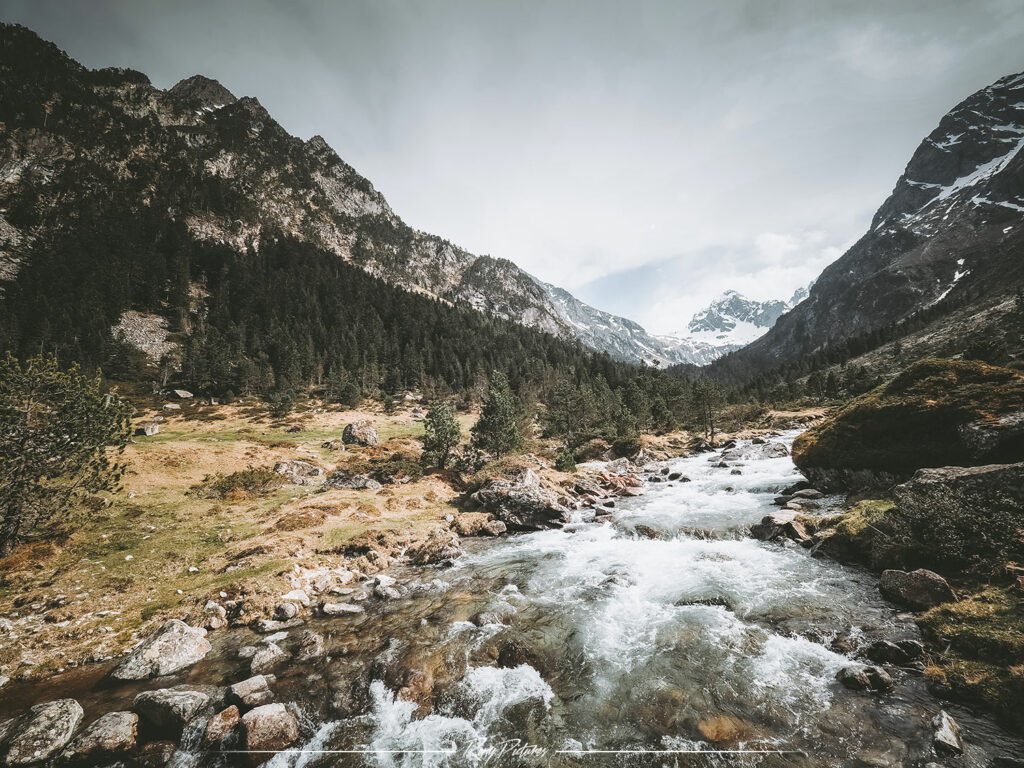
[697,715,754,743]
[109,619,211,680]
[879,569,956,610]
[342,420,378,446]
[204,601,227,630]
[750,511,811,544]
[240,704,299,766]
[229,676,274,709]
[320,602,364,616]
[253,618,303,634]
[272,460,323,485]
[374,585,401,600]
[135,740,176,768]
[171,389,193,399]
[321,440,345,450]
[59,711,138,763]
[453,512,505,537]
[471,469,572,531]
[865,640,912,665]
[202,706,239,748]
[133,689,209,736]
[321,470,382,492]
[792,488,824,499]
[250,643,288,674]
[3,699,83,766]
[836,665,893,692]
[135,423,160,437]
[932,710,963,755]
[280,590,310,607]
[296,630,326,661]
[162,403,180,411]
[667,472,682,481]
[274,602,298,621]
[406,528,463,565]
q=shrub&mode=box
[193,468,284,499]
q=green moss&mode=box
[919,586,1024,665]
[792,358,1024,474]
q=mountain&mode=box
[0,24,693,367]
[717,71,1024,373]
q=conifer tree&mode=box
[421,399,461,469]
[471,371,522,458]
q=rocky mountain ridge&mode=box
[717,70,1024,374]
[0,24,704,366]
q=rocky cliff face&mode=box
[723,71,1024,371]
[0,24,707,366]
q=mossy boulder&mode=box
[793,358,1024,490]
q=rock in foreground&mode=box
[879,569,956,610]
[109,619,211,681]
[342,420,378,446]
[240,703,299,766]
[59,711,138,763]
[3,699,83,766]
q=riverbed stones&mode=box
[932,710,963,755]
[320,602,364,616]
[296,630,326,661]
[202,705,240,748]
[59,711,138,763]
[3,699,83,766]
[229,676,274,709]
[879,569,956,610]
[342,420,378,446]
[110,619,211,680]
[750,511,811,544]
[240,704,299,766]
[836,665,893,692]
[133,689,209,736]
[865,639,923,665]
[204,601,228,630]
[250,643,288,674]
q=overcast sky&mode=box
[5,1,1024,333]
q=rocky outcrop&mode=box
[879,569,956,610]
[109,620,211,681]
[472,469,572,531]
[932,710,964,755]
[342,420,378,446]
[239,704,299,766]
[272,460,323,485]
[321,470,382,492]
[793,360,1024,490]
[2,699,83,766]
[452,512,506,537]
[404,527,463,565]
[58,711,137,764]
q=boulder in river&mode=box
[342,420,378,446]
[472,468,572,531]
[453,512,506,537]
[750,511,811,544]
[230,675,275,709]
[865,639,923,665]
[836,665,893,692]
[59,711,138,763]
[320,602,364,616]
[133,689,209,736]
[250,643,289,674]
[879,569,956,610]
[3,699,83,766]
[240,704,299,766]
[202,705,240,748]
[109,619,211,680]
